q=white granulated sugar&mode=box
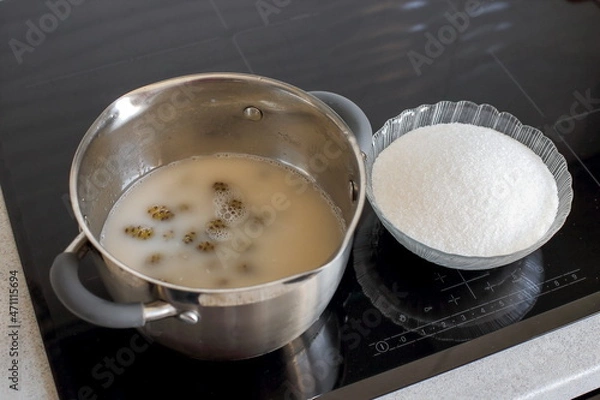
[372,123,559,257]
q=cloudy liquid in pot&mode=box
[100,153,345,289]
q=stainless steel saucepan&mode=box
[50,72,370,360]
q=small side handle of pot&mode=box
[50,232,177,328]
[309,91,372,153]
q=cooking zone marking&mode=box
[370,269,585,356]
[440,271,490,294]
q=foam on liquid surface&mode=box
[101,154,345,288]
[372,123,559,257]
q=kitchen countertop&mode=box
[1,186,599,400]
[0,187,57,400]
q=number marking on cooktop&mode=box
[369,270,587,357]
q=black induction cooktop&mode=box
[1,1,600,399]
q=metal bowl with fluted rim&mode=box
[364,100,574,270]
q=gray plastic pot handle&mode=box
[50,231,176,328]
[309,91,372,152]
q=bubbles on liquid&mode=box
[216,198,248,225]
[205,218,232,241]
[213,189,232,207]
[212,181,248,226]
